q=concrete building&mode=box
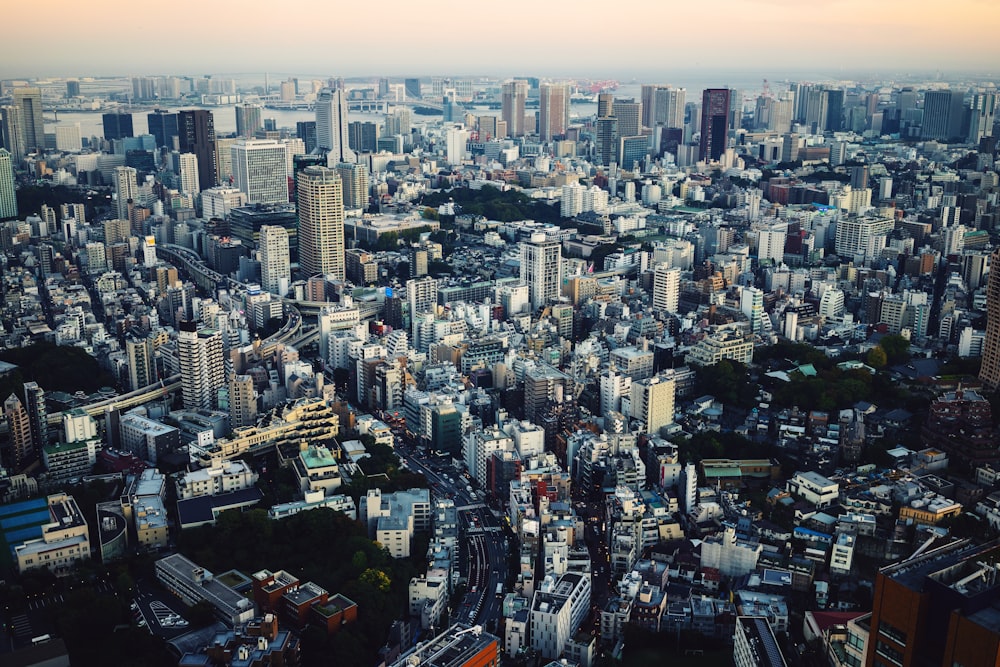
[15,493,91,574]
[232,139,289,205]
[156,553,256,626]
[119,412,180,464]
[176,460,259,500]
[530,572,591,660]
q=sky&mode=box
[4,0,999,80]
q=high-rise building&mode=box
[214,136,238,185]
[1,105,25,161]
[23,382,47,452]
[5,393,34,472]
[114,166,138,221]
[657,87,686,129]
[652,264,680,314]
[520,233,562,311]
[235,103,263,138]
[148,110,179,148]
[66,80,80,98]
[612,99,641,138]
[404,78,421,100]
[102,113,134,141]
[595,116,619,167]
[335,162,369,211]
[177,152,201,196]
[348,121,379,153]
[296,121,317,153]
[315,88,355,164]
[231,139,288,205]
[502,81,529,137]
[922,89,966,141]
[54,123,82,152]
[178,109,217,190]
[229,374,257,430]
[967,92,996,144]
[630,374,675,435]
[980,247,1000,390]
[0,149,17,220]
[538,83,569,142]
[700,88,731,161]
[13,88,44,154]
[126,331,157,391]
[259,225,290,296]
[297,165,345,279]
[177,321,224,410]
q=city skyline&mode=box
[5,0,1000,78]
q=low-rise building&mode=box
[733,616,787,667]
[175,460,259,500]
[14,493,91,574]
[293,445,342,495]
[786,471,839,509]
[268,490,357,520]
[156,553,256,626]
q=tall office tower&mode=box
[640,85,660,127]
[335,162,369,211]
[1,106,25,161]
[384,107,411,139]
[404,78,421,100]
[980,247,1000,390]
[699,88,731,161]
[125,331,157,391]
[66,80,80,98]
[231,139,288,205]
[0,149,16,220]
[55,123,82,152]
[613,99,641,138]
[297,165,345,279]
[656,87,686,129]
[520,232,562,311]
[177,153,201,195]
[630,374,676,435]
[214,137,238,185]
[235,103,263,138]
[348,121,379,153]
[823,88,844,132]
[967,93,996,144]
[177,320,224,410]
[114,166,138,221]
[5,393,34,472]
[501,81,529,137]
[597,93,614,118]
[296,121,317,153]
[259,225,290,296]
[538,83,569,142]
[229,374,257,429]
[102,113,134,141]
[790,82,812,123]
[315,88,355,164]
[23,381,47,451]
[652,264,680,313]
[13,88,44,154]
[922,89,966,141]
[148,110,179,148]
[595,116,619,167]
[178,109,217,190]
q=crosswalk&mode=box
[456,503,487,510]
[10,614,32,642]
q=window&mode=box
[878,620,907,645]
[875,640,904,666]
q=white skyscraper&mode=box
[334,162,370,212]
[0,149,16,220]
[201,187,247,220]
[177,153,201,195]
[520,233,562,311]
[259,225,290,296]
[445,126,468,165]
[231,139,288,205]
[297,165,345,279]
[652,264,680,314]
[757,223,787,265]
[630,374,676,435]
[54,124,82,152]
[114,166,138,221]
[315,88,355,164]
[177,321,225,410]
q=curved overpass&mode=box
[44,375,183,426]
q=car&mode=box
[137,620,146,628]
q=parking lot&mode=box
[131,582,191,639]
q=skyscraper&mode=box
[980,247,1000,390]
[335,162,369,211]
[538,83,569,142]
[178,109,217,190]
[102,113,134,141]
[114,166,138,221]
[177,321,224,410]
[146,105,169,142]
[259,225,290,296]
[404,78,421,100]
[0,149,17,220]
[595,116,619,167]
[296,165,345,279]
[177,153,201,196]
[501,81,529,137]
[296,121,317,153]
[23,382,47,452]
[967,92,996,144]
[520,233,562,311]
[699,88,731,161]
[229,374,258,430]
[231,139,288,205]
[922,90,966,141]
[1,105,25,161]
[348,121,379,153]
[235,103,263,138]
[612,99,641,138]
[652,264,680,314]
[126,331,157,391]
[315,88,355,164]
[13,88,44,154]
[630,374,675,435]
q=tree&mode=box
[867,346,888,368]
[879,334,911,365]
[359,568,391,593]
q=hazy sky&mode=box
[5,0,999,79]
